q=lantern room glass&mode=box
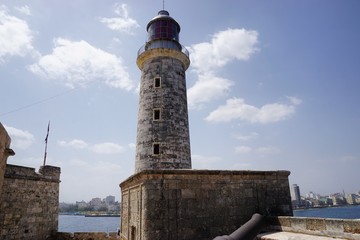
[148,19,179,42]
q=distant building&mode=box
[330,193,346,206]
[291,184,301,208]
[306,191,320,200]
[346,194,357,205]
[105,195,115,205]
[76,200,89,209]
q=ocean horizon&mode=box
[58,205,360,233]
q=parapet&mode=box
[39,165,61,180]
[260,216,360,240]
[0,123,14,197]
[5,164,61,182]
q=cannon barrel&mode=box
[213,213,268,240]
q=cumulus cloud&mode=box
[58,139,125,155]
[4,125,35,149]
[187,28,259,108]
[187,73,233,108]
[28,38,134,90]
[0,5,35,62]
[128,143,136,150]
[235,132,259,141]
[58,139,88,149]
[287,96,302,105]
[99,3,139,35]
[14,5,31,16]
[188,28,259,74]
[205,97,301,124]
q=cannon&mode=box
[213,213,268,240]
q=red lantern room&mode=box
[147,10,180,42]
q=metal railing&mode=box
[137,40,189,58]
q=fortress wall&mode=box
[0,164,61,240]
[266,216,360,240]
[0,124,12,196]
[120,169,293,240]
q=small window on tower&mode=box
[153,143,160,155]
[154,77,161,88]
[153,109,161,120]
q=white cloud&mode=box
[234,146,252,154]
[0,5,35,62]
[99,3,139,35]
[14,5,31,16]
[205,97,300,124]
[91,142,125,154]
[256,146,280,155]
[187,28,258,108]
[188,28,259,74]
[58,139,88,149]
[235,132,259,141]
[128,143,136,150]
[28,38,134,90]
[187,73,233,108]
[287,96,302,105]
[58,139,125,155]
[4,125,35,150]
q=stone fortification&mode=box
[260,216,360,240]
[0,163,60,239]
[0,123,61,239]
[0,123,14,196]
[120,169,293,240]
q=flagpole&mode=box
[43,121,50,166]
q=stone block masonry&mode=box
[135,54,191,173]
[0,123,14,196]
[120,169,293,240]
[0,164,61,240]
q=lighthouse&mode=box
[119,10,293,240]
[135,10,191,173]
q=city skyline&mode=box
[1,1,360,202]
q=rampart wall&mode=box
[260,216,360,240]
[0,123,13,196]
[1,120,61,240]
[0,164,61,240]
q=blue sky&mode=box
[1,1,359,202]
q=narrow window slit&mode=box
[153,143,160,155]
[154,77,161,88]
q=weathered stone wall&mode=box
[265,216,360,240]
[0,164,61,240]
[0,123,14,196]
[120,169,293,240]
[135,51,191,173]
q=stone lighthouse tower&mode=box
[119,9,293,240]
[135,10,191,173]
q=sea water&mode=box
[59,205,360,232]
[58,215,120,232]
[293,205,360,219]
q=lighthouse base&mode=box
[119,169,292,240]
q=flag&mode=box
[45,121,50,143]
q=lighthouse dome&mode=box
[146,10,180,42]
